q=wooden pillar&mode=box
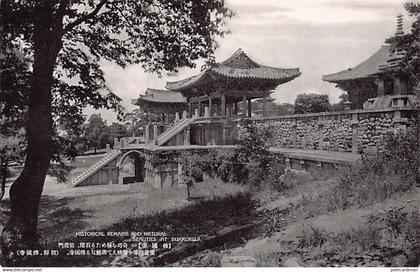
[377,77,385,96]
[221,93,226,116]
[198,101,202,116]
[242,96,247,117]
[247,98,252,118]
[161,113,165,124]
[145,124,150,143]
[188,102,192,118]
[234,102,238,115]
[227,103,232,117]
[393,76,407,95]
[208,95,212,117]
[262,95,268,117]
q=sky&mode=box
[92,0,411,122]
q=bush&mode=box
[48,162,74,183]
[181,120,286,190]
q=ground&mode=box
[1,154,419,267]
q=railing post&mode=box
[204,106,209,118]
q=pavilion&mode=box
[323,15,417,110]
[132,88,187,124]
[166,49,301,118]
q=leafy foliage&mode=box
[387,1,420,93]
[294,93,332,114]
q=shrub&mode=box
[48,162,74,183]
[297,225,330,248]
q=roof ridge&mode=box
[220,48,260,69]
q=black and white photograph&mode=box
[0,0,419,270]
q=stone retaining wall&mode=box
[249,107,417,153]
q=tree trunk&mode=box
[0,159,7,201]
[1,4,62,264]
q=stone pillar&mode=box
[175,112,180,121]
[247,98,252,118]
[292,123,298,148]
[318,122,324,150]
[145,124,150,143]
[393,110,407,132]
[204,106,209,117]
[262,95,268,117]
[184,127,190,145]
[242,96,247,117]
[153,125,158,145]
[377,78,385,96]
[182,110,187,119]
[114,138,119,149]
[177,162,184,186]
[221,93,226,116]
[194,108,199,118]
[351,113,359,154]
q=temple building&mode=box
[132,88,187,124]
[323,15,418,110]
[166,48,301,118]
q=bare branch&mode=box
[64,0,108,33]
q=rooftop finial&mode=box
[395,14,404,36]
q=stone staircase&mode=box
[156,117,196,146]
[70,149,122,187]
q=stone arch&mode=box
[116,150,144,168]
[116,150,145,184]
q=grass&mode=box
[294,206,420,266]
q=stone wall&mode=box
[249,107,417,153]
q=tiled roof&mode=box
[132,88,187,105]
[166,49,301,91]
[322,45,391,83]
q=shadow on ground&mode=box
[23,191,258,267]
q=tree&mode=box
[0,44,29,201]
[294,93,332,114]
[331,93,349,111]
[84,114,107,153]
[1,0,232,264]
[272,103,295,116]
[123,108,149,137]
[389,1,420,94]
